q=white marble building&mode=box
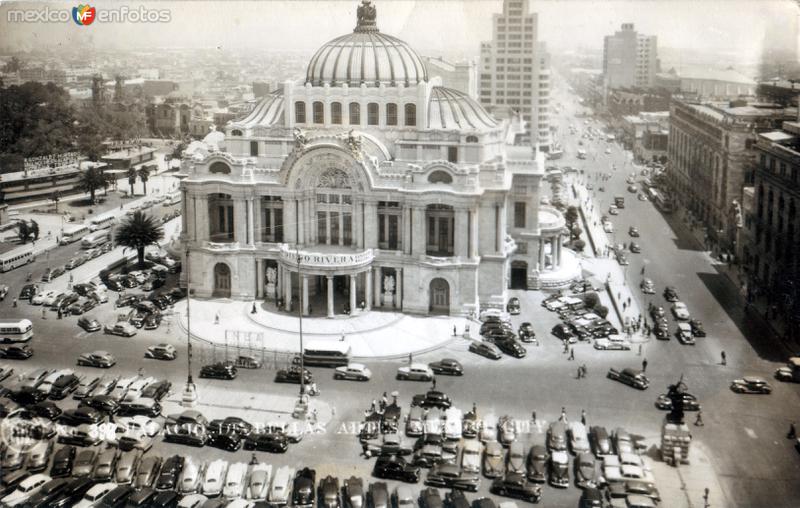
[179,0,577,316]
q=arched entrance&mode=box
[213,263,231,298]
[510,261,528,289]
[429,278,450,315]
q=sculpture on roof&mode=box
[346,130,363,162]
[356,0,377,31]
[293,128,308,150]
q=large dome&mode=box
[305,1,428,87]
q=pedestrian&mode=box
[42,308,46,320]
[563,341,569,354]
[138,367,144,377]
[311,408,318,423]
[214,312,220,324]
[623,302,627,311]
[560,407,566,422]
[627,297,631,306]
[581,364,588,378]
[703,487,710,508]
[721,351,727,366]
[340,332,346,342]
[453,325,457,336]
[57,308,62,319]
[642,358,648,372]
[12,298,17,308]
[431,377,437,390]
[531,411,536,424]
[251,302,257,314]
[638,344,642,356]
[250,453,258,465]
[371,399,376,412]
[577,366,583,379]
[788,422,797,440]
[695,410,704,426]
[408,353,413,365]
[568,348,575,361]
[581,409,586,425]
[641,266,645,275]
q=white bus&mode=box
[302,340,351,367]
[0,245,35,272]
[0,319,34,343]
[81,231,111,249]
[89,212,117,232]
[60,224,90,245]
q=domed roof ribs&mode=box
[385,34,409,86]
[318,33,349,85]
[445,88,465,129]
[378,34,397,85]
[327,37,350,86]
[368,32,382,85]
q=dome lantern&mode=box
[354,0,378,33]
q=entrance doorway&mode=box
[510,261,528,289]
[429,278,450,315]
[213,263,231,298]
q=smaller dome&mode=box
[427,87,498,131]
[231,91,284,128]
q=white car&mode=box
[671,302,690,320]
[444,407,463,440]
[461,439,481,473]
[223,462,248,499]
[568,422,591,454]
[116,415,161,451]
[247,463,273,500]
[31,291,56,305]
[269,466,294,506]
[73,482,116,508]
[123,377,156,402]
[180,458,203,494]
[594,338,632,351]
[226,500,255,508]
[601,455,622,484]
[202,459,228,497]
[109,376,137,402]
[396,363,434,381]
[178,494,209,508]
[602,222,614,233]
[1,474,51,507]
[423,410,444,435]
[480,413,498,443]
[333,363,372,381]
[37,369,73,395]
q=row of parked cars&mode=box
[541,293,623,351]
[467,309,534,361]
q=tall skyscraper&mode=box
[479,0,551,152]
[603,23,658,89]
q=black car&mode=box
[411,390,452,409]
[506,297,521,315]
[655,392,701,411]
[551,324,576,343]
[688,319,706,337]
[97,485,135,507]
[31,401,63,420]
[275,366,313,384]
[0,345,33,360]
[155,455,184,491]
[0,471,30,498]
[580,487,604,508]
[567,323,592,341]
[373,455,420,483]
[48,477,94,508]
[319,475,340,508]
[149,295,172,310]
[19,284,38,300]
[292,468,317,508]
[208,417,253,436]
[243,432,289,453]
[445,489,470,508]
[150,490,179,508]
[115,294,143,308]
[663,286,679,302]
[24,478,70,508]
[518,323,536,343]
[199,363,237,380]
[420,488,444,508]
[429,359,464,376]
[207,431,243,452]
[105,279,122,292]
[482,328,515,341]
[526,445,548,483]
[141,380,171,401]
[165,288,187,303]
[493,338,526,358]
[653,322,670,340]
[125,488,157,507]
[10,386,48,405]
[59,407,104,426]
[50,374,80,399]
[607,368,649,390]
[480,321,513,336]
[50,446,76,477]
[489,473,542,503]
[80,394,120,415]
[425,464,480,492]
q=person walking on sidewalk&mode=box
[568,348,575,361]
[721,351,727,366]
[695,410,704,426]
[581,409,586,426]
[638,344,643,356]
[581,364,587,378]
[563,341,569,354]
[12,298,17,308]
[453,325,457,336]
[576,366,582,379]
[41,308,46,320]
[788,422,797,440]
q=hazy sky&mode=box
[0,0,797,64]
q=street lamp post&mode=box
[182,248,197,407]
[297,247,305,400]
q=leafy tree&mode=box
[565,206,579,230]
[114,211,164,268]
[571,226,583,241]
[137,165,151,195]
[16,221,30,244]
[0,82,76,157]
[126,168,137,195]
[81,167,106,204]
[582,292,600,309]
[595,305,610,319]
[50,191,61,213]
[573,239,586,252]
[103,172,116,195]
[2,56,22,73]
[29,220,39,240]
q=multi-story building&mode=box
[603,23,658,90]
[655,67,756,100]
[621,111,669,162]
[179,0,578,315]
[747,121,800,302]
[422,57,478,100]
[478,0,551,152]
[666,98,795,251]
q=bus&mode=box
[0,319,34,343]
[89,212,117,232]
[649,188,673,213]
[60,224,90,245]
[0,245,35,272]
[81,231,111,249]
[302,340,351,367]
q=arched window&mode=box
[231,129,243,136]
[349,103,360,125]
[313,101,324,124]
[209,161,231,174]
[294,102,306,123]
[466,135,478,143]
[405,104,416,126]
[331,102,342,125]
[367,103,379,125]
[428,170,453,184]
[386,103,397,126]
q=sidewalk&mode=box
[176,299,470,359]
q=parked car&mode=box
[92,448,118,481]
[607,367,649,390]
[547,421,568,452]
[0,345,34,360]
[200,363,237,380]
[156,455,185,491]
[526,445,547,483]
[334,363,372,381]
[141,380,171,401]
[428,358,464,376]
[730,376,773,394]
[246,463,273,500]
[568,422,591,454]
[397,363,435,381]
[640,279,655,294]
[688,319,706,337]
[419,488,443,508]
[318,475,341,508]
[551,324,577,343]
[589,426,612,457]
[489,473,542,503]
[243,432,289,453]
[73,482,116,508]
[373,455,420,483]
[71,450,97,478]
[482,441,504,478]
[274,366,312,384]
[663,286,679,302]
[424,463,480,492]
[468,341,502,360]
[506,298,521,315]
[114,450,141,485]
[671,302,690,320]
[292,468,316,508]
[103,323,137,337]
[77,350,116,368]
[49,446,76,478]
[548,451,570,488]
[145,344,177,361]
[517,323,536,343]
[411,390,452,410]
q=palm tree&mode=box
[114,211,164,268]
[81,167,106,204]
[127,168,137,196]
[138,165,151,195]
[29,220,39,241]
[50,191,61,213]
[16,221,30,244]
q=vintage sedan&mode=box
[593,338,631,351]
[671,302,691,320]
[640,279,655,294]
[0,345,34,360]
[103,323,137,337]
[629,242,642,253]
[574,452,598,488]
[688,319,706,337]
[490,473,542,503]
[145,344,177,361]
[548,451,570,488]
[424,463,480,492]
[468,341,502,360]
[675,323,695,345]
[730,376,773,394]
[428,358,464,376]
[200,363,237,380]
[655,393,701,411]
[333,363,371,381]
[135,456,163,489]
[411,390,452,410]
[397,363,435,381]
[526,445,548,483]
[628,226,640,237]
[482,441,504,478]
[275,366,313,384]
[607,368,649,390]
[373,455,420,483]
[77,316,102,333]
[663,286,679,302]
[77,351,116,368]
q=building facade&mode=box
[655,68,756,100]
[179,0,576,317]
[666,99,794,252]
[478,0,551,152]
[603,23,658,90]
[422,57,478,101]
[621,111,669,162]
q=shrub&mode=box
[595,305,609,318]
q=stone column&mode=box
[373,267,381,308]
[454,209,468,258]
[364,201,378,248]
[234,198,246,244]
[395,268,402,309]
[350,274,357,314]
[253,197,262,244]
[538,238,545,269]
[556,237,563,267]
[469,208,479,258]
[296,199,304,247]
[365,269,372,311]
[284,195,297,244]
[402,206,412,254]
[284,269,292,311]
[327,275,335,318]
[195,196,208,242]
[256,260,264,298]
[354,200,363,249]
[246,198,255,246]
[302,275,309,316]
[181,190,189,239]
[411,207,425,255]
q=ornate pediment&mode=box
[317,168,352,189]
